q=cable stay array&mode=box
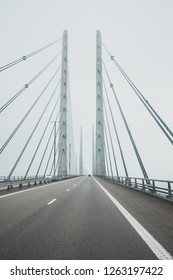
[103,80,128,177]
[0,52,61,114]
[0,31,76,179]
[0,66,61,155]
[35,107,60,178]
[102,43,173,145]
[35,106,60,177]
[7,68,61,179]
[100,56,149,180]
[24,80,61,179]
[95,34,172,181]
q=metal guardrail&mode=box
[100,175,173,200]
[0,175,79,191]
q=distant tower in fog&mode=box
[79,126,83,175]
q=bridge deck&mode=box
[0,176,172,260]
[96,176,173,257]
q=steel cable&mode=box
[104,118,113,178]
[0,37,62,73]
[0,52,61,113]
[103,101,119,177]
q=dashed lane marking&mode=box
[47,199,57,205]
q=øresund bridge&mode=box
[0,30,172,260]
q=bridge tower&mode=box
[96,30,106,175]
[58,30,68,176]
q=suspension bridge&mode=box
[0,30,172,260]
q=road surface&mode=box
[0,176,172,259]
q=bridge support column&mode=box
[58,30,68,176]
[96,30,106,176]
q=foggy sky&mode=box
[0,0,172,180]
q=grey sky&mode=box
[0,0,172,179]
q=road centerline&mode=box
[93,176,173,260]
[47,198,57,205]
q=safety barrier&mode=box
[0,175,79,191]
[100,175,173,200]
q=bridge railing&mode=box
[0,175,79,191]
[100,175,173,200]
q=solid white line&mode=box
[0,177,83,199]
[47,198,57,205]
[93,177,173,260]
[66,189,70,192]
[0,184,50,199]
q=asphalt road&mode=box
[0,176,172,260]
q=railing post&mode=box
[134,178,137,188]
[151,180,156,193]
[128,178,131,186]
[167,182,172,198]
[7,185,12,191]
[142,179,145,190]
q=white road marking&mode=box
[66,189,70,192]
[93,177,173,260]
[47,198,57,205]
[0,184,52,199]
